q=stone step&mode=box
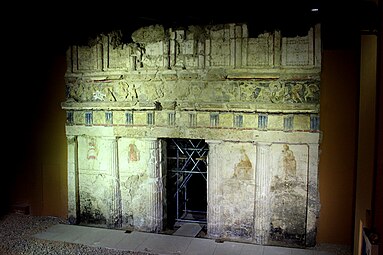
[172,223,203,237]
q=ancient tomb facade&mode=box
[62,23,322,247]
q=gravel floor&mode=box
[0,213,352,255]
[0,213,154,255]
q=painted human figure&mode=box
[87,138,98,160]
[233,148,253,180]
[282,144,296,176]
[129,143,140,162]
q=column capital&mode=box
[143,137,158,141]
[205,139,223,145]
[254,141,272,146]
[66,135,77,144]
[102,136,120,141]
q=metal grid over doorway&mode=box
[166,139,208,226]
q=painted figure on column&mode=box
[281,144,296,177]
[87,138,98,160]
[128,143,140,162]
[233,148,253,180]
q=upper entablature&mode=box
[65,23,321,77]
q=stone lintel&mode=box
[65,126,319,144]
[62,102,319,113]
[64,67,321,81]
[61,101,157,111]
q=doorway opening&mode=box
[165,138,208,230]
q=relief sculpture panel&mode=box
[65,78,320,110]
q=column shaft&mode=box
[206,140,222,238]
[109,137,122,228]
[254,142,272,244]
[147,139,163,232]
[67,135,79,224]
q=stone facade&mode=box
[62,22,321,247]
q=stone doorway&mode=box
[165,139,208,229]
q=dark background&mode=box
[1,0,381,252]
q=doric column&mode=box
[66,135,79,224]
[206,140,222,238]
[253,142,272,244]
[147,138,163,232]
[108,137,122,228]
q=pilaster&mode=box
[66,135,79,224]
[107,137,122,228]
[147,138,163,232]
[306,143,320,246]
[253,142,272,244]
[206,140,223,238]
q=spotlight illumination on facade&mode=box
[62,22,322,248]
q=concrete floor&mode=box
[33,223,339,255]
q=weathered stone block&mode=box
[74,111,85,125]
[243,113,257,129]
[219,112,233,128]
[134,112,148,126]
[268,115,284,130]
[92,111,104,125]
[294,115,310,131]
[113,111,125,125]
[197,112,210,127]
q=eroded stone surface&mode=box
[62,22,322,247]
